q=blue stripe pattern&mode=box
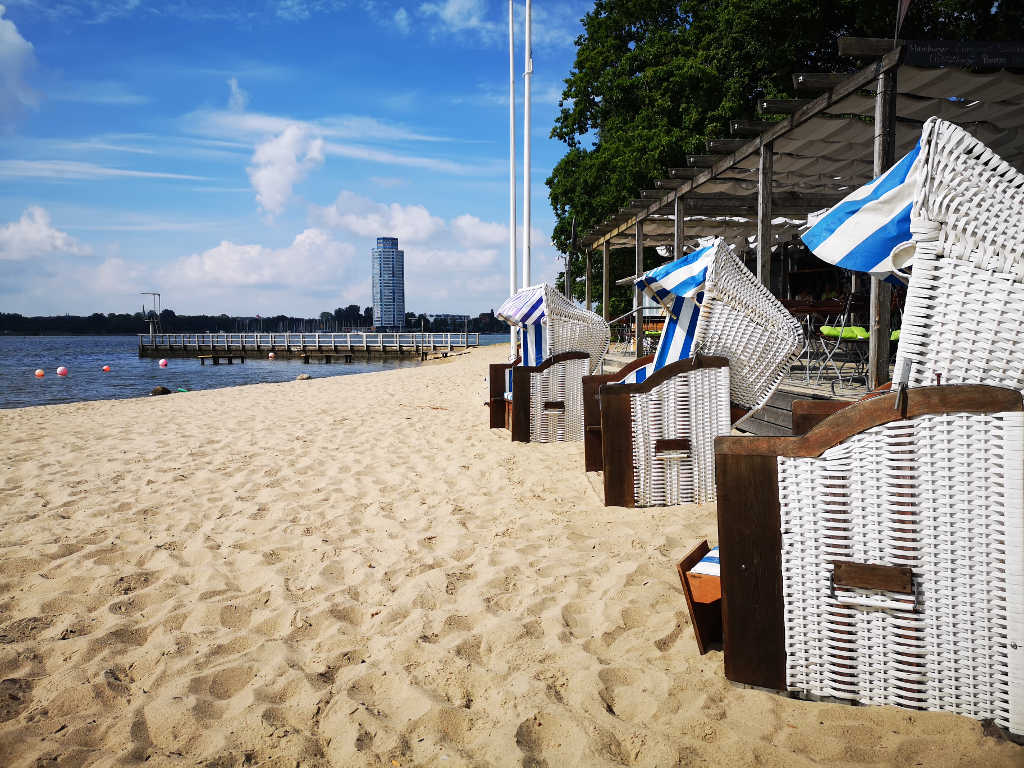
[802,142,922,281]
[622,243,716,383]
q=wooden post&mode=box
[757,141,773,288]
[674,195,684,257]
[601,241,610,322]
[869,67,896,389]
[585,251,592,311]
[635,220,644,358]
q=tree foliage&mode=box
[547,0,1022,316]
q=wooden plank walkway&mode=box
[139,332,479,359]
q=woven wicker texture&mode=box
[777,411,1024,735]
[691,243,804,423]
[529,356,589,443]
[539,284,610,375]
[630,366,731,505]
[896,118,1024,390]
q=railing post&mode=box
[869,65,896,390]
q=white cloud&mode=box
[419,0,495,37]
[0,206,91,261]
[315,190,444,242]
[246,123,324,216]
[185,108,450,144]
[49,80,149,105]
[168,228,355,289]
[451,213,506,246]
[393,7,410,34]
[0,159,209,180]
[227,76,248,111]
[321,140,489,176]
[0,4,37,126]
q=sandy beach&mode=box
[0,345,1018,767]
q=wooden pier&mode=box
[139,332,479,360]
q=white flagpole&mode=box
[522,0,532,289]
[508,0,517,357]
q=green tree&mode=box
[547,0,1021,317]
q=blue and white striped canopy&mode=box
[497,285,546,326]
[622,242,717,383]
[802,142,923,284]
[497,285,548,366]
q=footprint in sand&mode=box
[0,678,32,723]
[0,615,54,644]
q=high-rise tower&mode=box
[371,236,405,328]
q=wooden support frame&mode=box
[674,196,684,257]
[757,142,773,288]
[581,355,655,472]
[601,241,610,323]
[599,356,730,507]
[585,251,592,312]
[488,357,520,428]
[714,385,1023,690]
[677,540,723,655]
[586,47,904,252]
[509,351,591,443]
[869,67,896,390]
[635,220,644,359]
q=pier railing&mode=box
[138,332,479,350]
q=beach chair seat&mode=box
[593,239,803,506]
[489,284,609,443]
[714,385,1024,737]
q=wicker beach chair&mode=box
[715,385,1024,737]
[594,239,803,506]
[719,118,1024,734]
[488,284,610,443]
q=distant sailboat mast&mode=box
[508,0,517,357]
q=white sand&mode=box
[0,346,1019,767]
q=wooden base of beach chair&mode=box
[582,355,654,472]
[677,541,722,655]
[488,358,519,430]
[715,385,1024,732]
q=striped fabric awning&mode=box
[622,242,717,383]
[801,140,923,284]
[496,285,546,326]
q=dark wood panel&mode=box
[600,385,635,508]
[510,366,531,443]
[676,541,722,655]
[488,361,516,429]
[655,438,691,453]
[736,418,791,437]
[792,400,851,435]
[715,453,786,690]
[754,403,794,429]
[543,401,565,411]
[718,385,1024,458]
[767,388,838,410]
[833,561,913,594]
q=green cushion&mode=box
[820,325,867,339]
[891,329,901,341]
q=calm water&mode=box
[0,334,509,410]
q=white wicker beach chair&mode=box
[596,239,803,506]
[488,284,610,443]
[722,119,1024,736]
[893,118,1024,393]
[715,385,1024,738]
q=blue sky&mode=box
[0,0,589,316]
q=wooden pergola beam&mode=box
[793,73,851,91]
[758,98,812,115]
[586,46,904,251]
[655,179,685,189]
[668,167,701,178]
[708,139,748,153]
[686,155,716,167]
[839,37,903,58]
[730,120,780,137]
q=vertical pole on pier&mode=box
[522,0,532,289]
[869,65,896,390]
[507,0,518,358]
[757,141,773,288]
[635,220,644,359]
[601,242,610,322]
[674,195,684,257]
[585,251,592,312]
